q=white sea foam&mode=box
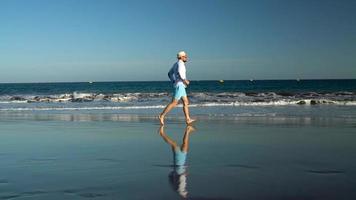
[0,91,355,107]
[3,100,28,104]
[0,105,165,111]
[337,101,356,105]
[233,100,300,106]
[73,92,93,99]
[1,99,356,112]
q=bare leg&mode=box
[159,126,178,149]
[159,99,178,125]
[182,96,196,125]
[181,125,196,152]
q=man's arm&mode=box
[178,61,189,86]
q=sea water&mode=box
[1,80,356,199]
[0,80,356,118]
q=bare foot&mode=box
[158,115,165,125]
[186,118,196,125]
[186,125,196,133]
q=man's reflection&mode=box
[159,125,196,199]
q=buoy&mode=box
[219,80,224,83]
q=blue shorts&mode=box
[174,148,187,166]
[174,148,187,175]
[173,85,187,100]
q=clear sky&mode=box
[0,0,355,83]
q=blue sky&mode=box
[0,0,355,83]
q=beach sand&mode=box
[0,113,356,199]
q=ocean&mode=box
[1,79,356,120]
[1,80,356,199]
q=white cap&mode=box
[177,51,187,58]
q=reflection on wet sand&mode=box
[1,112,355,128]
[159,125,196,199]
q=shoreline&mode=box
[1,112,355,127]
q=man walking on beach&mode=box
[159,51,195,125]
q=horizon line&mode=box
[0,78,355,84]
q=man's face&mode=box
[181,55,188,62]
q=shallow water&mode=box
[0,113,356,199]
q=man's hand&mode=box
[184,80,190,86]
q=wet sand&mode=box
[0,113,356,199]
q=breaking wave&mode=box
[0,91,355,106]
[0,91,355,112]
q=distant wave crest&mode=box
[0,91,356,109]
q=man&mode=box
[159,51,196,125]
